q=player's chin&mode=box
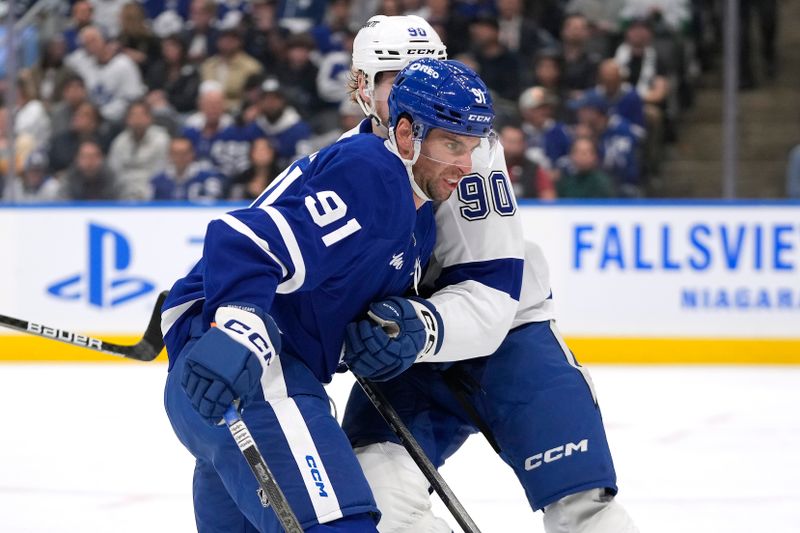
[432,178,460,202]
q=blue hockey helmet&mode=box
[387,58,495,141]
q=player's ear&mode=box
[357,73,371,106]
[394,116,414,158]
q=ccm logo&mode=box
[468,114,491,123]
[407,49,437,55]
[524,439,588,470]
[305,455,329,497]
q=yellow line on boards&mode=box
[567,337,800,365]
[0,335,168,363]
[1,335,799,364]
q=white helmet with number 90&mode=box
[352,15,447,126]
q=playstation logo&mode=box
[47,222,155,308]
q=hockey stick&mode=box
[1,291,303,528]
[223,404,304,532]
[0,290,169,361]
[355,375,483,533]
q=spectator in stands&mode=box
[560,13,602,97]
[296,98,363,157]
[590,58,646,135]
[49,101,110,176]
[469,14,522,103]
[140,0,192,20]
[500,124,555,199]
[277,0,327,33]
[254,77,312,168]
[426,0,471,57]
[28,36,75,108]
[316,29,355,116]
[621,0,691,34]
[200,13,263,113]
[90,0,128,39]
[565,0,624,56]
[278,33,324,124]
[0,105,36,180]
[518,86,573,171]
[0,4,40,80]
[63,1,94,53]
[310,0,352,55]
[60,140,121,200]
[614,16,670,176]
[572,91,641,196]
[556,136,616,198]
[2,151,61,202]
[787,144,800,199]
[144,89,182,136]
[496,0,557,57]
[49,75,89,136]
[144,35,201,114]
[227,137,279,200]
[117,2,161,75]
[243,0,285,71]
[14,74,52,150]
[66,25,145,124]
[150,136,226,201]
[184,0,219,64]
[185,78,259,179]
[182,80,235,164]
[526,50,569,119]
[107,99,170,199]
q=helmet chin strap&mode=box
[386,127,430,202]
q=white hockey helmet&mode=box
[352,15,447,125]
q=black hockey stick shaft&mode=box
[0,291,168,361]
[224,405,304,532]
[355,376,482,533]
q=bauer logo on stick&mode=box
[26,322,103,349]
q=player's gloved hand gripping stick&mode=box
[344,296,442,381]
[181,303,303,532]
[345,297,483,533]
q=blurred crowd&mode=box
[0,0,733,202]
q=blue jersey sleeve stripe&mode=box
[261,205,307,293]
[220,214,289,278]
[435,258,524,301]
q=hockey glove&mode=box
[344,296,443,382]
[182,303,281,425]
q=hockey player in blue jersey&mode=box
[339,15,639,532]
[160,57,496,533]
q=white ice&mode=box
[1,364,799,533]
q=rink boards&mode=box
[1,201,798,363]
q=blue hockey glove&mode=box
[182,303,281,425]
[344,296,443,382]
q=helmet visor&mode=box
[417,128,498,171]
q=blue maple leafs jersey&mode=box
[161,133,436,381]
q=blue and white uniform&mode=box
[342,118,618,515]
[162,132,436,532]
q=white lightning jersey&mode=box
[342,120,555,362]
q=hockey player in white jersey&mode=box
[339,15,639,533]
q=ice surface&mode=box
[1,364,798,533]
